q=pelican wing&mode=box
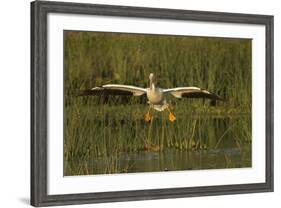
[79,84,146,96]
[164,87,224,100]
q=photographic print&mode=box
[63,31,252,176]
[31,2,273,206]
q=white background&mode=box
[0,0,279,207]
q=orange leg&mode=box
[167,106,176,122]
[145,106,153,122]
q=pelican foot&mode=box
[169,112,176,122]
[145,112,152,122]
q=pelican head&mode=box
[149,73,155,80]
[149,73,156,90]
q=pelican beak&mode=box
[149,73,156,82]
[149,73,156,89]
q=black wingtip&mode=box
[210,95,227,106]
[216,95,226,101]
[76,89,95,96]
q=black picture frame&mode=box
[31,0,274,207]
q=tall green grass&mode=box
[63,31,252,175]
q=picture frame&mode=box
[31,0,274,207]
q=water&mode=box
[84,146,251,174]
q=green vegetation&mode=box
[63,31,252,176]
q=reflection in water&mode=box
[68,115,251,175]
[90,146,251,174]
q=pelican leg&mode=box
[145,105,153,122]
[167,105,176,122]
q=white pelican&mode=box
[79,73,224,122]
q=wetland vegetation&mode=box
[63,31,252,176]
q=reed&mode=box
[63,31,252,175]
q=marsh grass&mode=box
[63,31,252,175]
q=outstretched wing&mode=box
[78,84,147,97]
[163,87,224,100]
